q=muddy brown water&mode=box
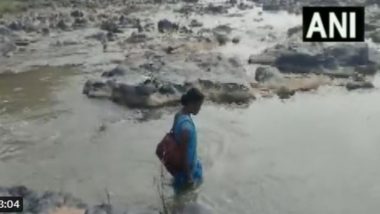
[1,67,380,214]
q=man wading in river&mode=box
[156,88,205,199]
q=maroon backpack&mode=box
[155,132,185,176]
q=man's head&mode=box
[181,87,205,115]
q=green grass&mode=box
[0,0,27,15]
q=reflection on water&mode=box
[0,67,77,116]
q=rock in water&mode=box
[276,87,295,99]
[189,19,203,28]
[101,20,122,33]
[232,36,240,44]
[275,53,332,73]
[214,33,229,45]
[126,32,150,43]
[287,25,302,37]
[157,19,179,33]
[71,10,84,18]
[205,4,229,14]
[72,18,88,28]
[252,42,375,74]
[346,81,374,91]
[8,21,23,31]
[262,2,280,11]
[213,25,232,35]
[57,20,69,31]
[101,66,127,77]
[255,66,282,82]
[324,43,369,66]
[111,83,156,108]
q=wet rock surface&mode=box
[249,42,379,76]
[83,50,256,108]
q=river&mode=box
[1,67,380,213]
[1,2,380,214]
